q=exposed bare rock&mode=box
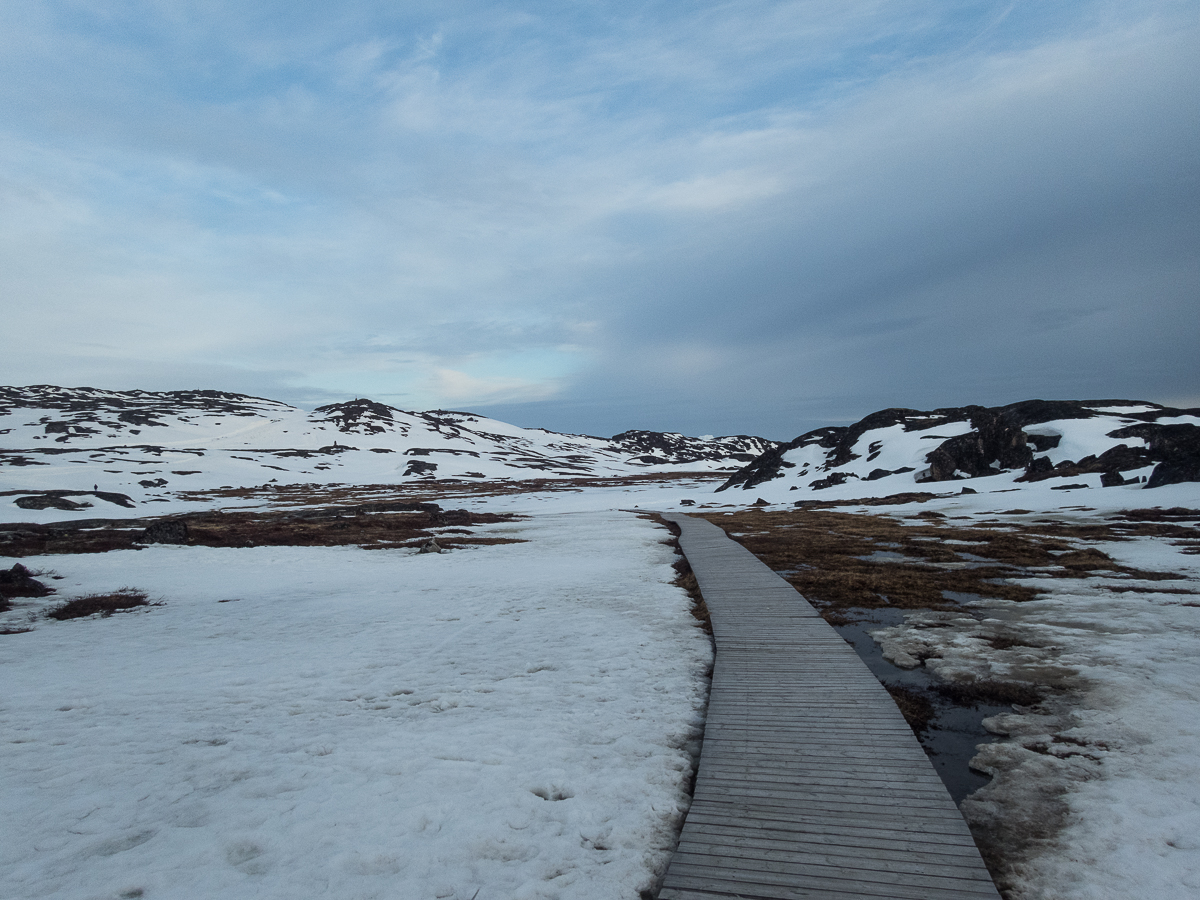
[141,519,190,544]
[311,399,408,435]
[5,490,135,510]
[0,562,54,599]
[15,495,91,511]
[921,408,1034,481]
[721,399,1200,493]
[404,460,438,477]
[1110,423,1200,488]
[719,426,843,491]
[610,430,777,465]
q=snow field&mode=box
[0,511,713,900]
[995,534,1200,900]
[0,394,765,511]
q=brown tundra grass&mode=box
[47,588,156,620]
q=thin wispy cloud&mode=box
[1,1,1195,437]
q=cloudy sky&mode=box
[1,1,1196,439]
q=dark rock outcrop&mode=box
[610,430,777,465]
[141,519,190,544]
[1113,423,1200,488]
[921,407,1034,482]
[5,490,136,510]
[0,562,54,599]
[718,427,843,491]
[15,494,91,511]
[312,399,406,435]
[825,408,929,468]
[1017,443,1151,482]
[720,399,1200,492]
[810,472,857,490]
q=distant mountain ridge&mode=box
[0,385,777,510]
[719,399,1200,495]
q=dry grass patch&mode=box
[47,588,156,620]
[0,504,524,556]
[175,472,726,511]
[698,509,1041,615]
[697,507,1194,622]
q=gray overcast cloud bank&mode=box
[0,2,1196,440]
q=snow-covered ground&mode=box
[993,532,1200,900]
[1,511,713,900]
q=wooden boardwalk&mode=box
[658,513,1000,900]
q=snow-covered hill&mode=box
[0,386,775,512]
[719,399,1200,501]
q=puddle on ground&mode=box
[857,550,910,563]
[858,551,997,569]
[941,590,989,604]
[829,608,1007,806]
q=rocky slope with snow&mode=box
[719,399,1200,500]
[0,386,775,513]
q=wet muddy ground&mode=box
[830,607,1010,804]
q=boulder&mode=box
[141,519,189,544]
[809,472,856,490]
[0,563,54,598]
[14,494,90,511]
[922,409,1034,482]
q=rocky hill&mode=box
[0,385,777,512]
[719,399,1200,498]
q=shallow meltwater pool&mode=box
[829,608,1009,805]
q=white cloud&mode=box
[428,368,564,406]
[646,171,783,211]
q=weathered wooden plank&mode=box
[692,776,960,805]
[657,513,1000,899]
[671,841,985,874]
[661,863,998,900]
[666,850,1000,893]
[670,833,989,871]
[681,801,969,830]
[696,751,934,768]
[679,820,987,855]
[680,807,985,842]
[695,760,948,783]
[670,843,1000,884]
